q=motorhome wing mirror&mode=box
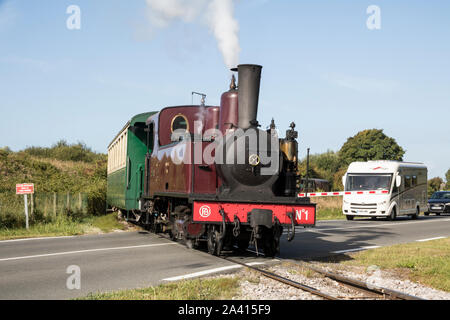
[396,175,402,187]
[342,175,346,188]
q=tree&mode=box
[446,169,450,190]
[311,150,341,174]
[298,151,343,190]
[297,161,321,180]
[428,177,443,197]
[338,129,405,166]
[332,167,348,191]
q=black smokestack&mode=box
[236,64,262,129]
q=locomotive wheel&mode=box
[169,205,191,241]
[262,230,277,258]
[263,245,276,258]
[167,216,177,241]
[237,238,250,251]
[185,239,194,249]
[236,231,251,251]
[216,230,224,256]
[169,229,177,241]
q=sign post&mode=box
[16,184,34,229]
[24,194,29,229]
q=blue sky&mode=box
[0,0,449,179]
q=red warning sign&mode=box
[16,184,34,195]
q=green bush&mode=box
[298,150,345,191]
[0,192,93,229]
[428,177,444,197]
[86,179,107,216]
[446,169,450,190]
[0,142,107,229]
[0,194,24,228]
[23,140,106,163]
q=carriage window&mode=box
[412,176,417,187]
[171,114,189,133]
[404,176,411,188]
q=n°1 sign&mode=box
[16,183,34,195]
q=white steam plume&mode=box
[145,0,240,69]
[206,0,240,69]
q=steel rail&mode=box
[224,257,338,300]
[225,256,425,300]
[304,265,425,300]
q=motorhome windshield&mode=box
[345,174,392,191]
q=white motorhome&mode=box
[342,161,428,221]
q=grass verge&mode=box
[0,212,126,240]
[312,197,344,220]
[82,277,241,300]
[316,208,344,220]
[343,238,450,292]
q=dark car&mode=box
[426,191,450,215]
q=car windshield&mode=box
[430,192,450,199]
[345,174,392,191]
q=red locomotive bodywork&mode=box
[219,89,239,134]
[146,106,220,197]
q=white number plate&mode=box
[431,206,441,210]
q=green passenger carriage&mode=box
[107,112,157,212]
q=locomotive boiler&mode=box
[106,64,316,257]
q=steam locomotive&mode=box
[106,64,316,257]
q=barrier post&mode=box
[305,148,310,197]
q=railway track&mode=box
[224,257,425,300]
[134,220,426,300]
[301,264,425,300]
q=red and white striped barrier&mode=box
[298,190,389,197]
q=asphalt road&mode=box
[0,215,449,299]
